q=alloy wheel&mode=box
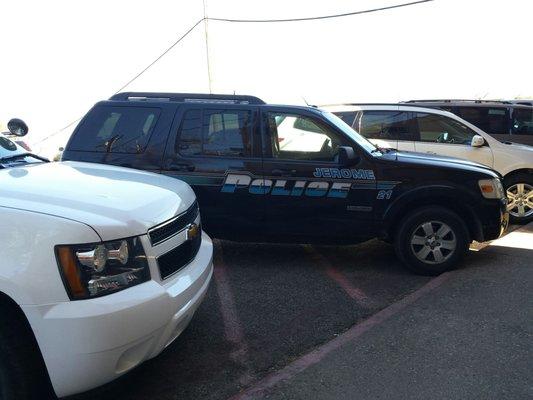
[506,183,533,218]
[410,221,456,264]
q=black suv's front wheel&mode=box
[394,207,470,275]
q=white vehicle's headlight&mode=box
[478,178,505,199]
[56,237,149,300]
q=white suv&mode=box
[325,105,533,223]
[0,120,213,399]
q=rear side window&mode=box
[454,107,509,134]
[359,111,416,140]
[177,109,253,157]
[512,108,533,135]
[69,106,160,153]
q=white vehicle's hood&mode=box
[0,161,196,241]
[501,141,533,152]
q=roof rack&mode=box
[402,99,513,104]
[109,92,266,105]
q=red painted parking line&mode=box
[228,272,451,400]
[303,245,369,303]
[213,240,254,385]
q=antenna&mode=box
[301,96,310,106]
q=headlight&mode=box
[478,178,505,199]
[56,237,150,300]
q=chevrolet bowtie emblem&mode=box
[186,223,199,241]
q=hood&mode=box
[500,141,533,152]
[0,161,196,241]
[390,150,500,178]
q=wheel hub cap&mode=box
[506,183,533,218]
[410,221,456,265]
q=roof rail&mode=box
[402,99,513,105]
[109,92,266,105]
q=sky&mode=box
[1,0,532,157]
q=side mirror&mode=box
[471,135,485,147]
[7,118,29,137]
[338,146,360,166]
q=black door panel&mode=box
[162,105,264,239]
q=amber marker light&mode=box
[56,246,87,299]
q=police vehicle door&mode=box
[163,104,264,237]
[260,109,376,240]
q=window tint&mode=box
[512,108,533,135]
[177,109,252,157]
[332,112,356,127]
[359,111,415,140]
[267,113,341,162]
[69,106,160,153]
[416,113,477,145]
[455,107,509,134]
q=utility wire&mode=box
[38,0,434,146]
[209,0,433,22]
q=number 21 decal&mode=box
[377,190,393,200]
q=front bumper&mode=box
[478,198,509,241]
[22,232,213,398]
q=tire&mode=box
[504,173,533,224]
[394,206,470,276]
[0,303,54,400]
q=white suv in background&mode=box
[325,104,533,223]
[0,120,213,399]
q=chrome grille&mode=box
[148,201,198,246]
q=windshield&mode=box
[0,134,27,159]
[320,110,380,155]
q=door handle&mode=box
[271,169,296,177]
[426,151,437,155]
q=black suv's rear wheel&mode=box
[504,173,533,224]
[394,207,470,275]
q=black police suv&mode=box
[62,92,509,275]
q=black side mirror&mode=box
[7,118,29,137]
[338,146,360,166]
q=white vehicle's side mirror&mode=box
[471,135,485,147]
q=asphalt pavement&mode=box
[68,223,532,400]
[232,223,533,400]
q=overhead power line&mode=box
[208,0,433,23]
[38,0,434,146]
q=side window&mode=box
[177,109,253,157]
[455,107,509,134]
[512,108,533,135]
[333,112,356,127]
[267,113,342,162]
[359,111,416,141]
[69,106,160,153]
[416,113,477,145]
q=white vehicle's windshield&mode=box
[0,134,44,166]
[0,134,27,159]
[320,110,381,155]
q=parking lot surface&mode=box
[68,225,532,400]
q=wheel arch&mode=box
[0,291,54,395]
[383,189,483,242]
[502,168,533,182]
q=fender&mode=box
[383,183,482,234]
